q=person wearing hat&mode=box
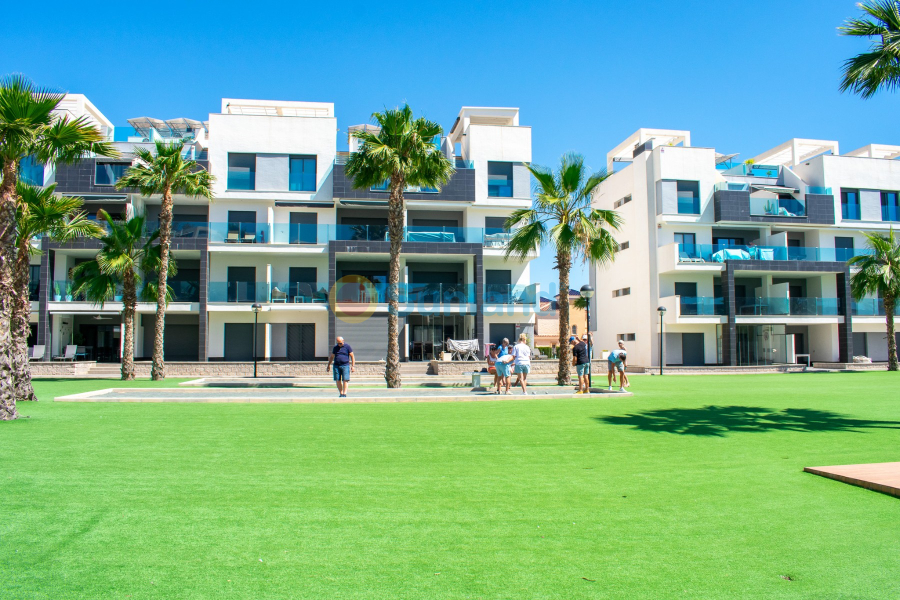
[570,335,590,394]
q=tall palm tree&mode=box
[0,74,116,421]
[71,211,157,380]
[849,229,900,371]
[14,183,101,401]
[839,0,900,98]
[115,141,213,381]
[505,153,621,386]
[344,105,455,388]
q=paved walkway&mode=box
[804,462,900,498]
[56,386,633,404]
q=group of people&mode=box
[570,337,630,393]
[486,334,533,395]
[327,333,629,399]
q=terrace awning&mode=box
[750,184,799,194]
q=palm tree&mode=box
[0,74,117,421]
[505,153,621,386]
[849,229,900,371]
[839,0,900,98]
[115,141,213,381]
[344,105,455,388]
[14,183,101,401]
[71,211,157,380]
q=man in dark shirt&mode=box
[570,336,590,394]
[326,336,355,398]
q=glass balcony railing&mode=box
[678,296,725,316]
[166,280,201,302]
[198,223,517,248]
[722,163,781,177]
[806,186,833,196]
[483,284,538,305]
[677,244,872,263]
[208,282,270,303]
[487,181,513,198]
[208,222,270,244]
[735,297,841,316]
[268,282,329,304]
[145,220,209,239]
[852,299,886,316]
[749,197,807,217]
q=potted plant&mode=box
[53,282,62,301]
[65,281,74,302]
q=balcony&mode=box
[714,188,834,224]
[676,244,871,264]
[145,220,209,239]
[736,297,841,316]
[852,299,886,316]
[332,161,475,202]
[208,282,270,303]
[749,197,806,218]
[658,295,725,321]
[483,284,538,305]
[209,222,270,244]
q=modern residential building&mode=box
[589,128,898,367]
[30,96,540,363]
[534,290,587,352]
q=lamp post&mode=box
[252,303,262,378]
[657,306,667,375]
[580,284,595,388]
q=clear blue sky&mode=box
[2,0,895,295]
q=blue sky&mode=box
[2,0,896,294]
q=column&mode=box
[36,244,53,360]
[474,248,484,357]
[836,268,853,363]
[198,246,209,361]
[720,265,737,366]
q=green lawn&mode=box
[4,373,900,599]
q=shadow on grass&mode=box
[596,406,900,437]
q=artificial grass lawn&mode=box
[3,373,900,599]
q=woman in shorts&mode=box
[495,352,514,395]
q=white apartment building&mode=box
[589,129,898,367]
[32,97,540,363]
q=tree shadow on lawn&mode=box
[596,406,900,437]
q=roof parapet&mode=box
[606,128,691,172]
[843,144,900,160]
[749,138,839,167]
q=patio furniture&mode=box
[271,287,287,303]
[29,345,45,361]
[53,345,77,361]
[226,231,239,243]
[446,338,479,361]
[678,250,704,263]
[75,346,88,360]
[484,232,511,247]
[242,232,256,243]
[406,231,455,243]
[711,248,751,262]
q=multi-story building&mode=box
[30,96,539,363]
[590,128,898,367]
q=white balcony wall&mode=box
[465,125,532,204]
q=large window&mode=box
[487,162,513,198]
[835,236,854,262]
[676,181,700,214]
[289,155,317,191]
[227,153,256,190]
[674,232,696,248]
[841,188,860,220]
[882,191,900,222]
[20,156,43,186]
[95,162,128,186]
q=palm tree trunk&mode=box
[121,271,136,381]
[12,238,37,401]
[886,296,898,372]
[385,178,403,389]
[556,251,572,386]
[0,162,20,420]
[151,187,172,380]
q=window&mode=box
[29,265,40,301]
[487,162,513,197]
[485,216,508,235]
[835,236,854,262]
[676,181,700,214]
[290,212,317,244]
[612,288,631,298]
[841,188,860,220]
[882,191,900,222]
[95,162,128,186]
[572,325,578,335]
[371,180,390,192]
[289,155,317,191]
[617,333,636,342]
[227,153,256,190]
[618,241,630,251]
[227,211,258,243]
[20,156,43,186]
[614,195,632,208]
[713,236,743,249]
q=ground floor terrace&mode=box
[5,372,899,599]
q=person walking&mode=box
[511,333,532,395]
[571,336,590,394]
[607,341,627,391]
[326,336,355,398]
[487,346,500,392]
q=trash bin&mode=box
[471,371,482,388]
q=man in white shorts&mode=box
[607,341,627,391]
[511,333,532,395]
